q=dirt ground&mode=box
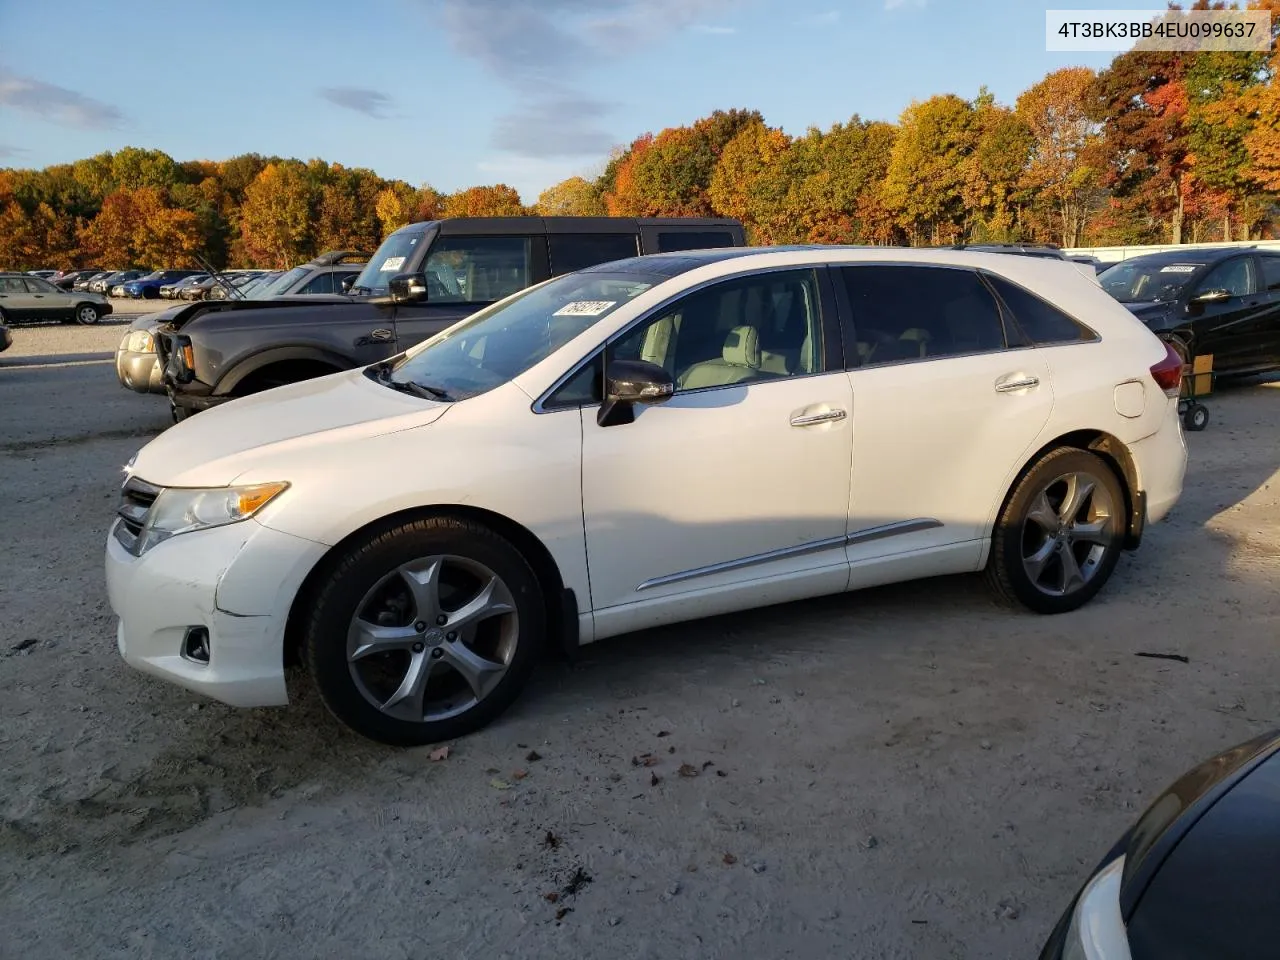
[2,321,1277,960]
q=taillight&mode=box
[1149,342,1183,398]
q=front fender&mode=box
[214,345,357,395]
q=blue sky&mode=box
[0,0,1122,202]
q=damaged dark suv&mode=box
[156,216,745,421]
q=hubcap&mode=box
[1020,471,1115,597]
[79,306,95,323]
[346,555,518,723]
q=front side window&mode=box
[423,236,532,304]
[610,269,825,392]
[383,271,655,400]
[548,233,639,275]
[1195,257,1257,298]
[840,265,1006,366]
[985,274,1094,346]
[298,273,335,295]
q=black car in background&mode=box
[1099,246,1280,375]
[53,268,103,290]
[1042,731,1280,959]
[156,216,746,420]
[74,270,115,292]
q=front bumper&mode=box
[115,348,164,393]
[105,515,328,708]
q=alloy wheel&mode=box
[1020,471,1116,597]
[77,305,99,324]
[346,555,519,722]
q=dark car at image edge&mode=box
[154,216,746,421]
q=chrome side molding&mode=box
[635,518,943,592]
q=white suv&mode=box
[105,247,1187,745]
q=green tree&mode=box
[883,94,979,244]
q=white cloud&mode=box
[0,66,125,129]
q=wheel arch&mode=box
[216,346,354,396]
[283,504,574,669]
[989,429,1142,558]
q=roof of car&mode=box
[1113,246,1255,267]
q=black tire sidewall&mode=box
[304,518,546,746]
[990,449,1127,614]
[76,304,100,325]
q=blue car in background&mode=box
[120,269,204,299]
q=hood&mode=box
[131,304,185,330]
[127,368,450,487]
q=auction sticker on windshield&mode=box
[1160,264,1199,273]
[380,256,406,272]
[553,300,617,316]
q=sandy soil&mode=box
[1,324,1277,959]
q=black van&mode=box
[156,217,746,420]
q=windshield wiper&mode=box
[365,361,452,400]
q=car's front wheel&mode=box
[986,447,1126,614]
[303,516,546,745]
[75,304,101,325]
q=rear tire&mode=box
[986,448,1126,614]
[303,516,546,746]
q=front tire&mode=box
[75,304,101,325]
[303,516,546,746]
[986,448,1126,614]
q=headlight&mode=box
[1062,856,1130,960]
[137,482,289,553]
[125,330,155,352]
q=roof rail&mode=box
[311,249,371,266]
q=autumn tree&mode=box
[238,161,317,267]
[883,95,979,244]
[788,118,898,244]
[536,176,606,216]
[963,94,1035,241]
[442,184,526,218]
[708,120,794,241]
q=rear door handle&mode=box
[995,375,1040,393]
[790,409,847,427]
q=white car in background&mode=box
[105,247,1187,745]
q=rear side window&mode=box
[656,230,735,252]
[298,273,334,295]
[1261,256,1280,292]
[548,233,639,274]
[839,265,1006,366]
[985,275,1094,345]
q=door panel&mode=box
[845,350,1054,563]
[836,263,1055,565]
[581,374,854,611]
[0,277,37,320]
[1188,255,1260,371]
[580,266,852,614]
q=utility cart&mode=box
[1177,350,1214,432]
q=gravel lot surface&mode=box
[1,322,1277,959]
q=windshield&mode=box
[141,271,165,281]
[379,271,657,400]
[351,226,427,295]
[239,272,280,297]
[1100,260,1203,303]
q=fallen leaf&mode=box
[544,891,560,903]
[657,730,671,738]
[678,763,699,778]
[723,853,737,865]
[490,778,512,790]
[429,746,450,762]
[526,750,542,762]
[650,771,661,786]
[512,769,528,781]
[555,907,572,921]
[543,831,561,849]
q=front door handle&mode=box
[995,375,1040,393]
[790,409,847,427]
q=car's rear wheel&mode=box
[986,448,1126,614]
[303,516,545,745]
[75,304,101,325]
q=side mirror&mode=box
[1190,287,1231,305]
[387,272,429,304]
[597,359,674,427]
[340,276,355,294]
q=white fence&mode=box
[1065,239,1280,264]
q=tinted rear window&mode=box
[656,231,736,252]
[548,233,639,274]
[985,275,1094,345]
[1261,256,1280,292]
